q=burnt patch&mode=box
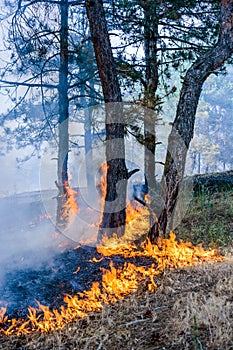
[0,245,156,319]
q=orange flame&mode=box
[63,181,79,216]
[56,181,79,229]
[0,261,158,335]
[96,163,108,225]
[125,201,144,224]
[0,307,7,324]
[0,233,223,336]
[97,232,222,267]
[97,163,108,202]
[96,162,149,235]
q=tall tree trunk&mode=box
[80,80,95,199]
[85,0,128,240]
[143,0,159,236]
[198,153,201,174]
[56,0,70,229]
[149,0,233,241]
[58,0,69,188]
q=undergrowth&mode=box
[176,185,233,248]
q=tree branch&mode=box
[0,79,57,89]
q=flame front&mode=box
[97,232,222,268]
[0,232,223,336]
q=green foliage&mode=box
[193,315,203,350]
[106,0,220,104]
[0,1,99,154]
[176,184,233,248]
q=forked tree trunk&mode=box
[85,0,128,240]
[149,0,233,241]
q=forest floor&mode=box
[0,185,233,349]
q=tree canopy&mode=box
[0,0,232,240]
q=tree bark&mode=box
[143,0,159,237]
[80,79,95,199]
[57,0,69,188]
[149,0,233,241]
[56,0,70,229]
[85,0,129,241]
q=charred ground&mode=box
[0,245,155,320]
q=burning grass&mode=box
[1,260,233,350]
[0,232,223,337]
[97,232,221,266]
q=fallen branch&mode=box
[124,318,151,326]
[97,334,109,350]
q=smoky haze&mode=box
[0,189,67,272]
[0,150,73,290]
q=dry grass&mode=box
[1,259,233,350]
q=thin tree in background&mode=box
[55,0,73,228]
